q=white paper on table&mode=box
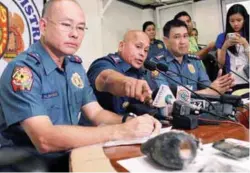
[118,139,250,172]
[103,126,172,147]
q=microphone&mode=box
[144,61,216,110]
[144,60,157,71]
[191,93,243,107]
[154,62,243,116]
[156,62,222,95]
[122,101,157,115]
[144,61,237,121]
[122,101,167,121]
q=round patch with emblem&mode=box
[187,64,196,74]
[71,73,84,88]
[157,43,163,49]
[151,70,159,77]
[11,66,33,92]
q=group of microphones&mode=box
[123,60,247,129]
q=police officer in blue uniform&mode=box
[143,21,166,60]
[0,1,161,171]
[149,19,234,95]
[87,30,153,114]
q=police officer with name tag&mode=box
[149,19,234,96]
[0,0,161,171]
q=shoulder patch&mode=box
[110,55,121,64]
[27,52,41,63]
[11,66,33,92]
[187,54,200,60]
[68,55,82,64]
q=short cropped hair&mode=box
[142,21,155,32]
[174,11,192,21]
[163,19,188,37]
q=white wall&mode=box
[158,3,193,39]
[157,0,224,45]
[76,0,154,69]
[101,1,143,55]
[76,0,103,69]
[192,0,223,44]
[76,0,226,69]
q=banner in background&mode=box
[0,0,44,60]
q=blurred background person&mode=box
[215,4,249,85]
[142,21,165,60]
[174,11,215,59]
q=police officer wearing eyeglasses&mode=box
[0,0,161,171]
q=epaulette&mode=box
[154,53,164,61]
[110,55,122,64]
[27,52,41,64]
[68,55,82,64]
[187,54,200,60]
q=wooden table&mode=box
[104,122,249,172]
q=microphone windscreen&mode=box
[157,63,168,72]
[144,60,157,71]
[151,88,159,100]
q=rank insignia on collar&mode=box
[151,70,159,77]
[110,55,121,64]
[187,64,196,74]
[11,66,33,92]
[71,73,84,89]
[155,54,164,60]
[157,43,163,49]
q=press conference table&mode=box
[70,121,249,172]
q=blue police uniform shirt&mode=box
[147,39,165,60]
[149,49,211,91]
[87,53,146,114]
[0,41,96,149]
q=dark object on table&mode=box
[141,130,199,170]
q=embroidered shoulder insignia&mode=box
[11,66,33,92]
[68,55,82,64]
[187,54,200,60]
[155,54,164,60]
[27,52,41,63]
[110,55,121,64]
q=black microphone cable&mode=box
[216,59,249,84]
[156,62,235,119]
[145,61,238,121]
[156,62,222,95]
[144,61,217,111]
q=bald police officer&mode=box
[0,0,161,170]
[87,30,153,114]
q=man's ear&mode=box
[39,18,47,36]
[163,36,169,47]
[118,41,124,52]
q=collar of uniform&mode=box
[151,39,159,45]
[165,49,175,63]
[165,49,190,63]
[115,53,132,72]
[32,41,58,75]
[183,54,191,63]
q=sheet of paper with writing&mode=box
[103,126,172,147]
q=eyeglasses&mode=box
[46,18,88,34]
